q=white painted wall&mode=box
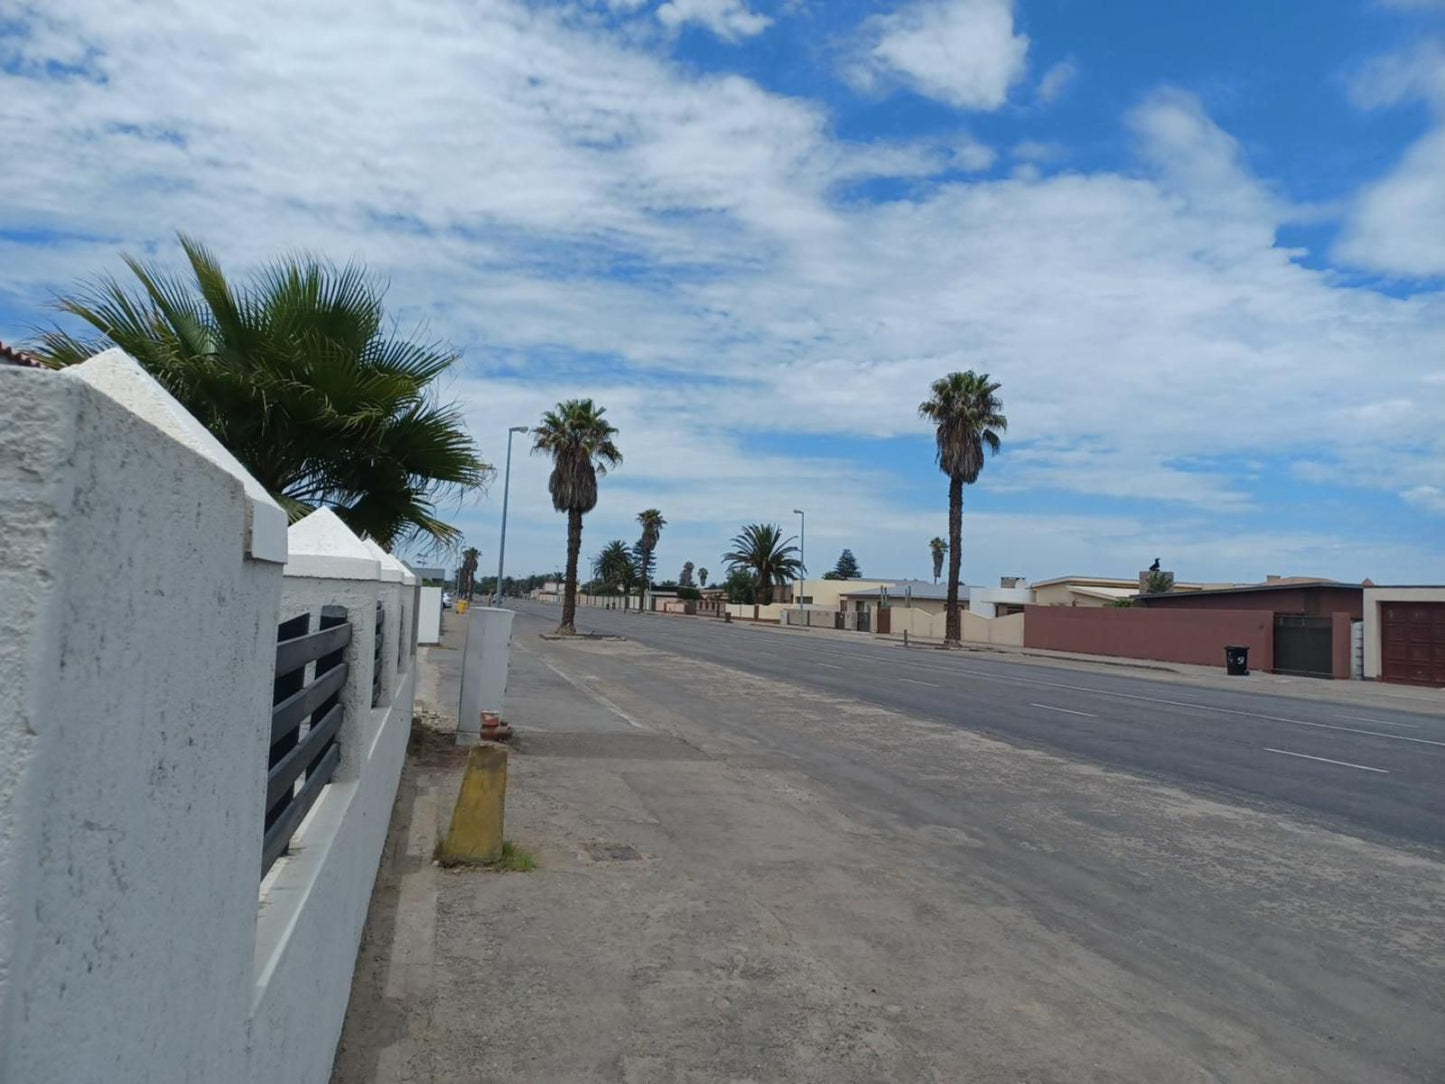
[1362,586,1445,679]
[967,584,1034,618]
[0,357,415,1084]
[418,586,443,644]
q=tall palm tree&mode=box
[919,372,1006,644]
[33,233,490,550]
[698,567,709,588]
[634,508,667,610]
[722,524,802,607]
[929,537,948,583]
[532,399,622,634]
[460,547,480,601]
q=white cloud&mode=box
[847,0,1029,110]
[1,2,1443,584]
[1336,41,1445,275]
[655,0,772,40]
[1402,485,1445,513]
[1037,58,1078,104]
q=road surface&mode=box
[518,600,1445,851]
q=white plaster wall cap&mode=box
[361,539,408,583]
[285,508,382,580]
[66,348,288,563]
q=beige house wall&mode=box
[789,578,899,609]
[1033,582,1134,607]
[886,607,1024,646]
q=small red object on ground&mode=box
[479,711,513,742]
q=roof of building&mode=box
[1139,579,1355,601]
[0,340,47,369]
[839,579,961,601]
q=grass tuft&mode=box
[433,838,536,871]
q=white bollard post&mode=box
[457,607,515,745]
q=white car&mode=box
[441,591,454,609]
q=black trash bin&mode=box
[1225,645,1249,676]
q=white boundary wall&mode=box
[0,355,415,1084]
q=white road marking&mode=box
[1263,748,1390,774]
[898,677,940,687]
[817,663,845,670]
[1326,713,1421,729]
[1030,703,1097,718]
[538,656,650,730]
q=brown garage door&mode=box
[1381,602,1445,687]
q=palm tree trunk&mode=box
[945,476,963,645]
[560,509,583,634]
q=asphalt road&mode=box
[514,601,1445,852]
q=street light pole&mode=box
[493,425,528,605]
[792,508,805,623]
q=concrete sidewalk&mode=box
[331,607,1444,1083]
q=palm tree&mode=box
[33,233,490,550]
[592,540,637,607]
[634,508,667,611]
[532,399,622,634]
[919,372,1006,644]
[722,524,802,607]
[459,547,480,601]
[698,567,709,588]
[680,561,695,587]
[929,537,948,583]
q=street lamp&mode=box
[792,508,805,622]
[493,425,528,606]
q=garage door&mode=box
[1381,602,1445,687]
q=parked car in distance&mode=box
[442,591,453,609]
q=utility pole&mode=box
[493,425,528,605]
[792,508,805,624]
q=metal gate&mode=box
[1381,602,1445,687]
[1273,614,1332,678]
[876,608,891,635]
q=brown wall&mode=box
[1332,611,1352,680]
[1137,586,1363,619]
[1024,605,1275,671]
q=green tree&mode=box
[722,524,802,606]
[679,561,695,587]
[634,508,666,609]
[919,372,1007,644]
[722,567,758,604]
[698,567,709,588]
[831,549,862,579]
[929,537,948,583]
[532,399,622,634]
[34,234,490,550]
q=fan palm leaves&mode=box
[33,233,490,550]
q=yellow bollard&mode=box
[456,599,469,615]
[437,743,507,865]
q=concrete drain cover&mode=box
[585,842,642,862]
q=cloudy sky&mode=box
[3,0,1444,585]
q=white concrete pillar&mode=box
[457,607,515,744]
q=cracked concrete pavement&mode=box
[331,606,1445,1083]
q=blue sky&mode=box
[2,0,1443,584]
